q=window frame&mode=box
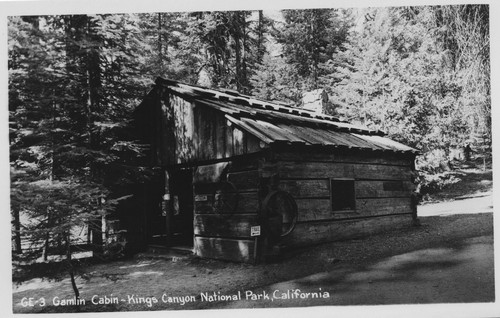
[329,178,357,213]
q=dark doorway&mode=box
[147,172,168,246]
[169,168,194,247]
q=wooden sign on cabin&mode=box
[250,226,261,237]
[134,77,419,263]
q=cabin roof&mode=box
[155,77,418,154]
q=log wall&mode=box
[274,151,416,247]
[192,159,261,263]
[191,151,416,261]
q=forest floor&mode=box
[11,160,495,314]
[419,159,493,217]
[420,157,493,204]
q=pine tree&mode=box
[276,9,352,92]
[9,13,150,300]
[177,10,269,92]
[251,53,302,105]
[330,5,490,169]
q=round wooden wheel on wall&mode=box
[212,181,239,215]
[262,190,298,237]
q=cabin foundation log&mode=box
[281,214,414,247]
[194,237,256,263]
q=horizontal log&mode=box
[194,168,261,194]
[194,183,220,194]
[279,179,329,198]
[194,192,259,214]
[194,180,258,194]
[295,197,412,222]
[194,214,259,238]
[356,180,415,198]
[193,162,229,183]
[227,170,260,190]
[194,236,255,263]
[295,199,333,221]
[274,151,414,166]
[227,157,261,172]
[357,197,412,216]
[260,161,278,178]
[281,214,414,247]
[277,161,412,180]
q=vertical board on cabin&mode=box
[165,93,265,164]
[196,104,217,160]
[169,94,196,164]
[192,160,261,263]
[158,90,177,166]
[215,114,226,159]
[233,127,246,155]
[225,124,234,158]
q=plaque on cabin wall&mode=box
[250,226,261,236]
[194,195,208,202]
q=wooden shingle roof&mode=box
[155,77,418,154]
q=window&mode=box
[330,179,356,211]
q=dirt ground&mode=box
[215,234,494,309]
[12,211,494,313]
[11,165,495,313]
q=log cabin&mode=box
[133,77,419,263]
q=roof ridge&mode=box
[155,77,385,136]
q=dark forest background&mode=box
[8,6,490,263]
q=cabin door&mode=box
[169,168,194,247]
[147,171,167,246]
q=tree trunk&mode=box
[42,208,52,261]
[158,13,164,74]
[241,13,248,94]
[257,11,265,63]
[65,232,80,304]
[233,13,242,92]
[12,206,22,254]
[92,215,103,256]
[86,17,101,153]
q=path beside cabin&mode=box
[213,235,494,308]
[12,166,494,313]
[418,163,493,217]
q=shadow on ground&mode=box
[211,235,494,309]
